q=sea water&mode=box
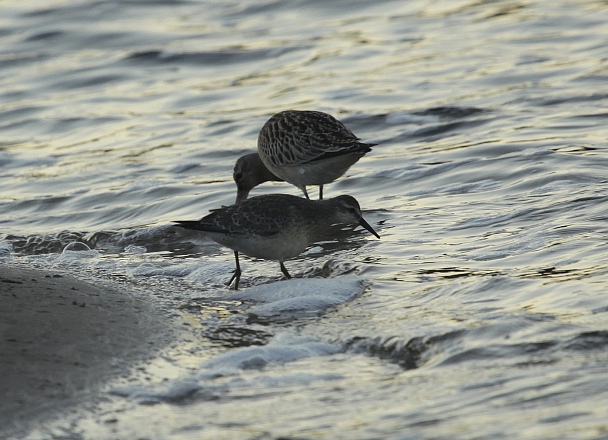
[1,0,608,438]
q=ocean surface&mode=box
[2,0,608,438]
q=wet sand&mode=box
[0,265,176,438]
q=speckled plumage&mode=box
[174,194,379,289]
[259,110,371,166]
[233,110,375,201]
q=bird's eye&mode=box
[234,172,242,180]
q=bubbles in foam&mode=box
[0,241,14,258]
[54,241,101,267]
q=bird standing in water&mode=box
[174,194,379,289]
[233,110,375,203]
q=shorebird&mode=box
[174,194,379,289]
[233,110,375,203]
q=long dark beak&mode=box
[358,216,380,239]
[235,188,249,204]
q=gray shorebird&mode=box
[233,110,375,203]
[174,194,379,289]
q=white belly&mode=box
[268,153,363,187]
[205,230,313,262]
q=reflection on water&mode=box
[2,0,608,438]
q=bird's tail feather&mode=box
[174,220,205,231]
[174,221,227,233]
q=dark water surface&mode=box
[2,0,608,438]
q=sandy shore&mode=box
[0,264,176,438]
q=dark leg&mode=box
[319,184,324,200]
[226,251,242,290]
[279,261,292,279]
[302,186,310,199]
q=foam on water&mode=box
[202,332,341,374]
[0,241,13,258]
[53,242,101,267]
[110,332,342,405]
[227,276,365,317]
[123,244,147,254]
[184,261,238,286]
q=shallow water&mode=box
[2,0,608,438]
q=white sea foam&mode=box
[53,242,101,267]
[124,244,147,254]
[201,332,341,375]
[0,241,13,258]
[185,261,239,285]
[110,333,343,405]
[227,276,365,317]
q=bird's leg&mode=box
[319,184,324,200]
[227,251,242,290]
[302,186,310,199]
[279,261,292,279]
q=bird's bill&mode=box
[358,216,380,239]
[235,189,250,204]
